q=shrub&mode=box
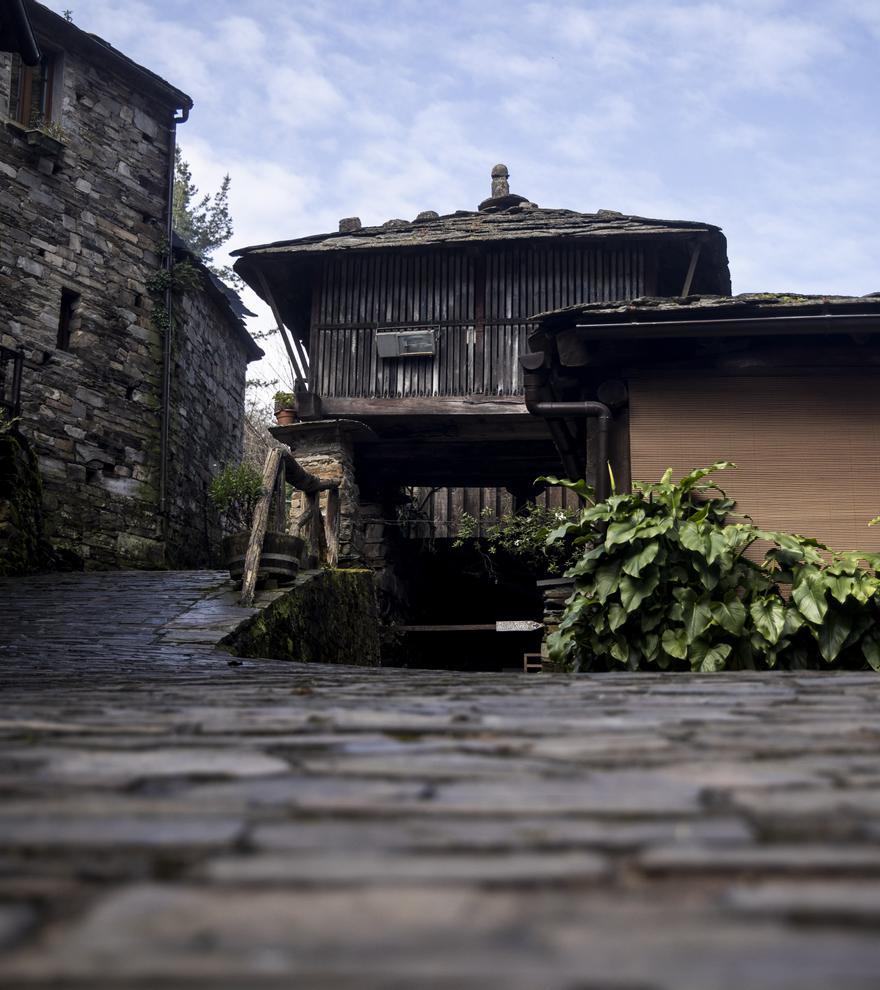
[547,463,880,673]
[208,463,265,534]
[455,500,581,576]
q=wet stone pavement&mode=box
[1,571,880,988]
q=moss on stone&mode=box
[227,569,381,666]
[0,432,50,576]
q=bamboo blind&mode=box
[628,375,880,554]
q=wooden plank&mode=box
[474,252,486,395]
[240,447,283,608]
[319,395,527,417]
[400,621,542,633]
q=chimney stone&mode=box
[491,164,510,198]
[338,217,362,233]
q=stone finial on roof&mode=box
[478,164,530,212]
[338,217,362,233]
[491,164,510,198]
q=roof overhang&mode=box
[1,0,41,64]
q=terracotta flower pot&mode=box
[274,408,297,426]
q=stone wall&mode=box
[0,27,254,569]
[165,272,252,568]
[283,425,364,565]
[0,429,50,575]
[224,569,381,666]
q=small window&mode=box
[57,288,80,350]
[376,328,437,359]
[9,53,56,129]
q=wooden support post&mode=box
[306,490,329,564]
[681,241,702,297]
[254,267,308,388]
[325,485,340,566]
[239,446,283,607]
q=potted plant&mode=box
[273,391,297,426]
[209,463,304,584]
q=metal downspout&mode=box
[158,105,189,541]
[523,376,613,502]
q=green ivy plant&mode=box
[547,463,880,673]
[208,464,265,535]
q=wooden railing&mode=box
[239,444,339,607]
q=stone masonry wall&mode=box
[165,276,251,568]
[285,428,364,565]
[0,36,253,569]
[0,43,175,567]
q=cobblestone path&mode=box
[1,571,880,988]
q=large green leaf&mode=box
[619,569,660,612]
[637,516,674,540]
[682,596,713,643]
[679,462,735,492]
[607,602,627,632]
[622,541,660,577]
[538,476,596,502]
[689,640,732,672]
[641,608,666,632]
[593,560,622,603]
[792,569,829,624]
[828,574,857,605]
[712,594,746,637]
[750,597,786,644]
[678,522,705,554]
[816,610,853,663]
[605,513,646,547]
[861,631,880,672]
[705,530,728,566]
[609,636,629,665]
[661,627,688,659]
[639,631,660,662]
[567,545,606,577]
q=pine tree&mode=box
[172,147,236,283]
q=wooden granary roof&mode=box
[233,206,726,261]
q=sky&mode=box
[44,0,880,392]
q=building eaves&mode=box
[531,293,880,342]
[534,293,880,328]
[27,1,192,111]
[0,0,41,64]
[232,207,722,260]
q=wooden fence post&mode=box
[239,446,283,607]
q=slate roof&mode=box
[26,1,192,110]
[232,207,723,260]
[534,293,880,330]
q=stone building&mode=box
[0,1,261,570]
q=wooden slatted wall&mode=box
[415,484,584,539]
[628,375,880,554]
[312,245,645,398]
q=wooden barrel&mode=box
[222,532,305,583]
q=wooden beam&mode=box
[239,446,283,608]
[319,396,527,418]
[399,621,543,633]
[254,267,309,387]
[573,313,880,342]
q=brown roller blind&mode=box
[628,375,880,554]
